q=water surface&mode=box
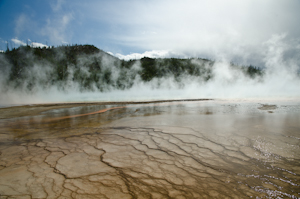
[0,100,299,198]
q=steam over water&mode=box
[0,35,300,105]
[0,100,299,198]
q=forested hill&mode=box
[0,45,263,93]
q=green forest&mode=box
[0,45,263,92]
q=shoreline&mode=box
[0,98,212,119]
[0,98,212,107]
[1,98,300,119]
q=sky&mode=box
[0,0,300,66]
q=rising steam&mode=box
[0,35,299,105]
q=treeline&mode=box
[0,44,264,92]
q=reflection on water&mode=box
[0,100,299,198]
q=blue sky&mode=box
[1,0,300,65]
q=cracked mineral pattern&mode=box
[0,101,299,198]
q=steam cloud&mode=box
[0,34,299,105]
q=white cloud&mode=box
[82,0,300,65]
[11,38,48,48]
[11,38,26,46]
[115,50,184,60]
[40,13,74,44]
[50,0,66,12]
[31,42,48,48]
[12,0,73,46]
[14,14,31,36]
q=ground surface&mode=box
[0,99,299,198]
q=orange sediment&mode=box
[48,106,125,121]
[48,101,203,121]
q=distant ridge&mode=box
[0,44,263,93]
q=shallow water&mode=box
[0,100,299,198]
